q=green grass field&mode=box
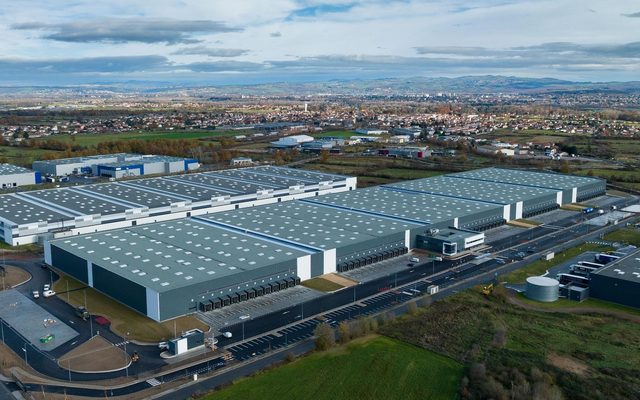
[603,228,640,246]
[314,130,357,138]
[501,243,613,284]
[301,277,344,292]
[514,293,640,317]
[204,335,463,400]
[0,146,61,166]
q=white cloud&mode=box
[0,0,639,83]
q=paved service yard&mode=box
[197,286,323,331]
[0,289,78,351]
[530,209,577,225]
[484,225,528,244]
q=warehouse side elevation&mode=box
[0,163,41,189]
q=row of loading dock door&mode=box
[198,277,301,312]
[336,247,408,273]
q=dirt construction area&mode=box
[322,273,357,287]
[58,335,130,373]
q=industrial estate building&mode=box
[0,163,41,189]
[32,153,200,178]
[590,249,640,308]
[0,166,356,245]
[44,167,606,321]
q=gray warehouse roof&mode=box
[303,186,502,225]
[0,194,72,224]
[251,166,348,183]
[200,201,421,250]
[50,219,309,292]
[78,183,187,208]
[386,175,559,204]
[0,163,34,175]
[449,168,603,190]
[17,189,128,216]
[0,166,354,228]
[213,169,318,189]
[126,178,233,200]
[593,250,640,283]
[179,173,280,193]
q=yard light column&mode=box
[124,332,129,378]
[89,312,93,338]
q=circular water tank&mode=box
[525,276,559,302]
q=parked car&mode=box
[43,290,56,298]
[410,257,420,263]
[32,290,40,299]
[158,341,169,350]
[222,331,233,338]
[43,284,51,291]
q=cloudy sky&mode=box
[1,0,639,85]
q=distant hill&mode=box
[2,75,640,97]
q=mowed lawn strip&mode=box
[53,274,208,343]
[205,335,463,400]
[603,228,640,246]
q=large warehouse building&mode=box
[0,166,356,245]
[45,167,607,321]
[32,153,200,178]
[447,167,606,204]
[0,163,41,189]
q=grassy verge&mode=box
[203,335,463,400]
[0,241,41,252]
[301,277,344,292]
[501,243,613,284]
[380,290,640,400]
[514,293,640,317]
[603,228,640,246]
[52,274,208,342]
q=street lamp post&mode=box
[124,332,129,377]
